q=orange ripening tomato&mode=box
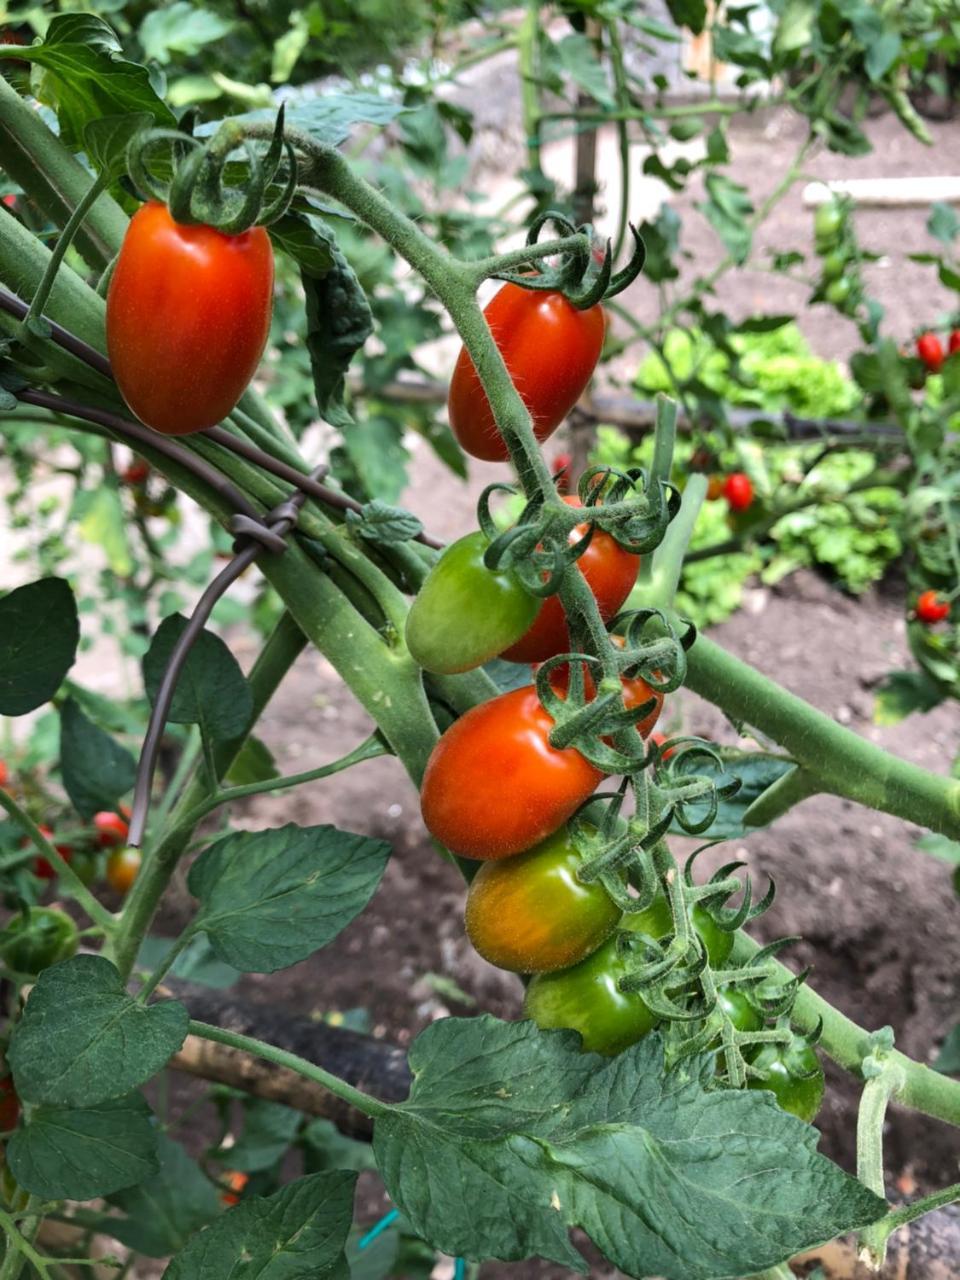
[106,848,141,895]
[420,685,603,861]
[448,283,605,462]
[220,1170,249,1206]
[550,637,664,740]
[706,475,725,501]
[106,202,274,436]
[501,497,640,664]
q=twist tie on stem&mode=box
[128,474,319,848]
[126,107,296,232]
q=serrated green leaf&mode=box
[163,1170,356,1279]
[59,697,136,819]
[202,94,405,150]
[698,172,754,264]
[555,33,614,108]
[928,202,960,245]
[142,614,253,743]
[83,113,153,179]
[873,670,944,724]
[139,2,234,64]
[107,1133,222,1255]
[188,823,391,972]
[8,1093,158,1200]
[0,577,79,715]
[9,955,188,1106]
[374,1019,885,1278]
[269,212,336,277]
[215,1098,301,1172]
[21,13,175,149]
[302,229,374,434]
[352,501,422,545]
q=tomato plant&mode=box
[500,497,641,663]
[916,332,944,373]
[106,202,274,436]
[93,809,130,848]
[524,935,659,1055]
[916,589,950,624]
[404,531,538,673]
[448,284,605,462]
[748,1037,825,1124]
[723,472,754,513]
[0,907,78,975]
[464,826,620,972]
[420,685,602,859]
[105,847,141,894]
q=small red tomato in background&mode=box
[420,685,603,861]
[447,283,605,462]
[552,452,573,494]
[0,1076,19,1132]
[706,475,725,501]
[0,761,7,788]
[500,497,640,664]
[723,472,754,513]
[121,460,150,485]
[1,195,15,210]
[651,732,676,760]
[949,330,960,356]
[29,825,72,880]
[106,202,274,436]
[916,590,950,624]
[106,848,141,895]
[220,1170,249,1207]
[917,332,944,373]
[94,810,130,848]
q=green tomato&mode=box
[405,531,539,675]
[748,1038,825,1123]
[624,893,734,967]
[465,827,620,973]
[0,907,78,976]
[524,934,658,1055]
[820,252,845,281]
[813,202,843,247]
[710,985,764,1056]
[824,277,852,307]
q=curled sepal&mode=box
[563,238,612,310]
[604,223,647,300]
[126,128,203,208]
[612,608,691,693]
[526,210,579,244]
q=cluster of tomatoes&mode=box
[916,329,960,374]
[1,764,140,895]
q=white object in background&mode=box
[804,177,960,209]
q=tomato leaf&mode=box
[668,749,795,837]
[138,2,235,64]
[374,1020,886,1278]
[302,228,374,434]
[59,697,136,819]
[0,577,79,716]
[213,1098,301,1173]
[18,13,175,150]
[698,172,754,264]
[8,955,189,1107]
[935,1024,960,1074]
[142,613,253,743]
[163,1170,356,1280]
[269,212,337,277]
[224,734,280,787]
[348,501,423,546]
[106,1133,222,1256]
[873,670,944,724]
[84,113,154,181]
[927,202,960,246]
[187,823,391,972]
[7,1093,158,1200]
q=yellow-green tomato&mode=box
[405,531,539,674]
[624,893,734,967]
[524,934,658,1055]
[465,827,620,973]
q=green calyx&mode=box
[126,107,296,233]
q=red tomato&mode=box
[220,1170,249,1206]
[917,332,944,373]
[121,460,150,485]
[420,685,603,861]
[106,202,274,436]
[0,761,7,787]
[106,848,141,895]
[30,825,72,880]
[723,472,753,513]
[950,330,960,356]
[93,810,130,848]
[916,590,950,624]
[448,284,605,462]
[500,497,641,664]
[651,732,675,760]
[550,637,664,740]
[0,1076,19,1132]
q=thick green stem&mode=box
[686,634,960,837]
[857,1062,904,1267]
[872,1182,960,1245]
[187,1019,392,1119]
[646,470,705,604]
[732,933,960,1126]
[743,765,819,827]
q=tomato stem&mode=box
[22,172,108,334]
